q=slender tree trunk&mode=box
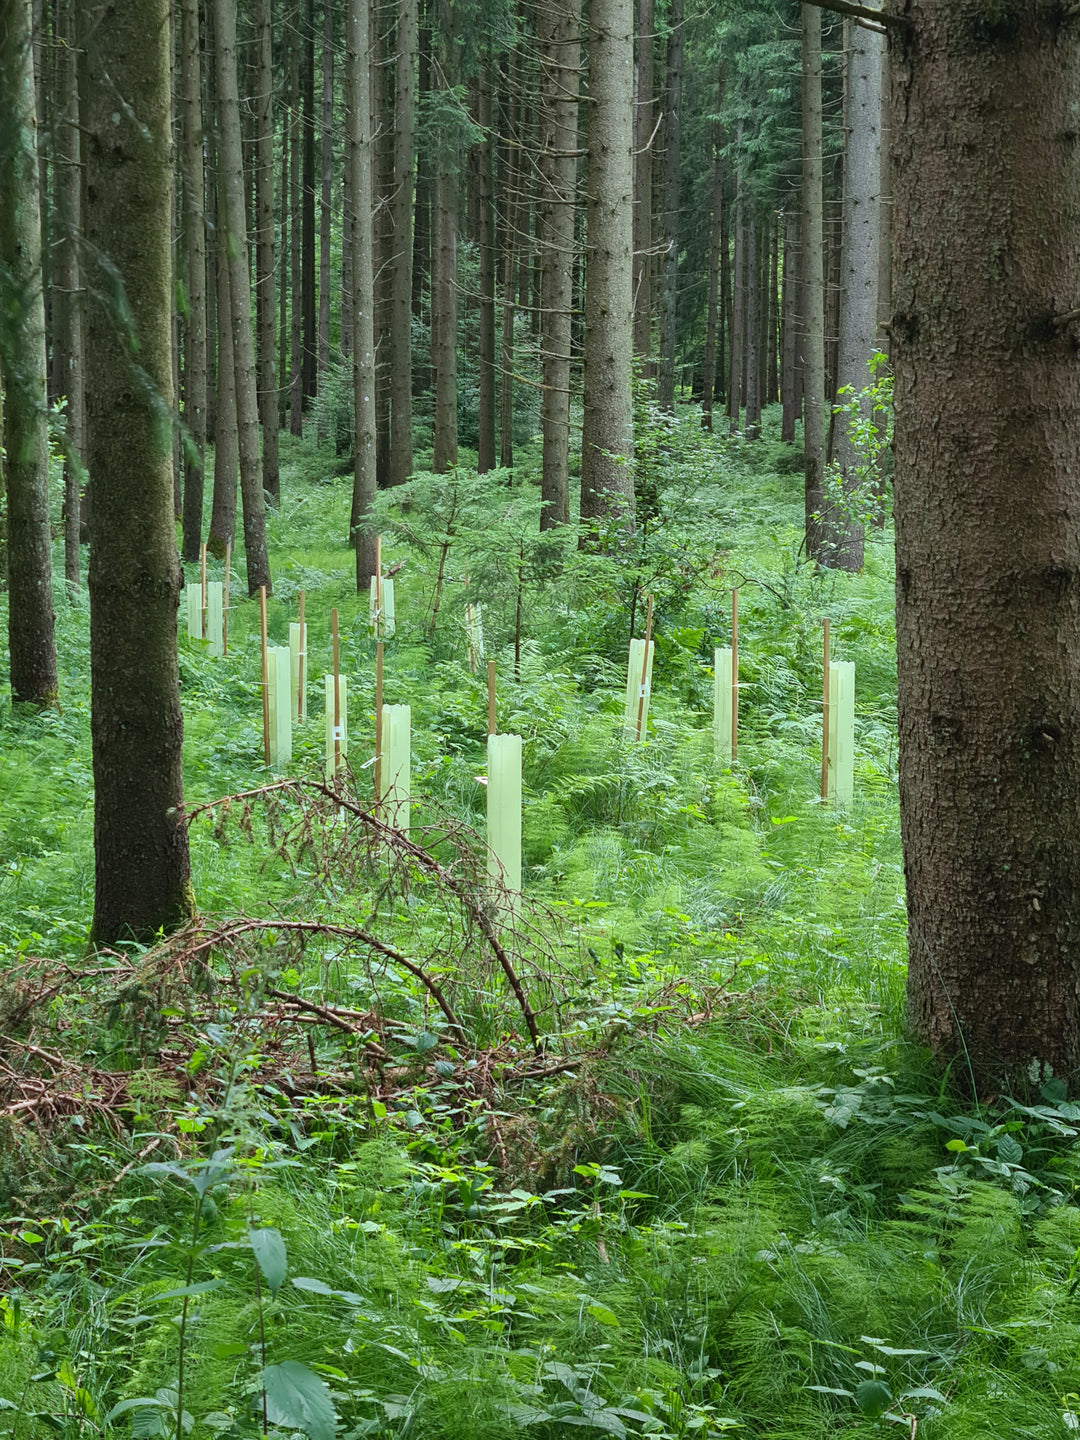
[877,52,891,350]
[498,64,520,472]
[631,0,653,366]
[767,210,779,406]
[372,0,393,487]
[205,16,218,442]
[431,0,458,473]
[0,0,58,704]
[213,0,271,594]
[301,0,317,404]
[82,0,192,941]
[254,0,279,502]
[780,203,799,443]
[208,236,238,553]
[744,214,760,439]
[656,0,682,413]
[179,0,207,559]
[317,0,333,414]
[289,25,303,434]
[55,0,84,587]
[477,66,497,474]
[580,0,634,532]
[801,5,828,562]
[830,16,882,572]
[279,77,290,417]
[726,147,744,431]
[538,0,580,527]
[894,1,1080,1089]
[388,0,417,485]
[347,0,377,586]
[700,77,723,434]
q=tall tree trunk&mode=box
[373,2,394,489]
[476,67,497,474]
[801,5,828,562]
[317,0,333,414]
[580,0,634,532]
[180,0,207,560]
[55,0,84,587]
[726,150,744,432]
[877,52,891,350]
[0,0,58,704]
[894,1,1080,1089]
[744,214,760,439]
[207,233,239,555]
[538,0,580,527]
[498,64,520,472]
[656,0,682,413]
[301,0,317,404]
[213,0,271,594]
[431,0,458,473]
[831,16,882,573]
[254,0,279,500]
[289,23,304,433]
[631,0,653,366]
[780,203,799,443]
[388,0,417,485]
[279,75,290,416]
[347,0,377,586]
[767,210,779,406]
[81,0,192,941]
[700,77,723,434]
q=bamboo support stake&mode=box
[223,543,231,655]
[731,589,739,762]
[487,659,497,736]
[821,617,831,799]
[259,585,270,765]
[297,590,306,722]
[200,543,207,638]
[331,608,341,777]
[635,595,654,741]
[374,639,384,804]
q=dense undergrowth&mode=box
[0,407,1078,1438]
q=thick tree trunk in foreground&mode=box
[0,0,58,704]
[213,0,271,594]
[580,0,634,532]
[894,1,1080,1089]
[538,0,580,527]
[347,0,377,587]
[82,0,192,941]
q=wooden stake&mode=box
[374,639,384,803]
[199,543,208,638]
[731,589,739,762]
[331,608,341,776]
[259,585,270,765]
[821,617,831,800]
[297,590,306,722]
[487,659,497,736]
[223,543,231,655]
[374,534,382,640]
[635,595,654,742]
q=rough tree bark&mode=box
[700,71,723,433]
[301,0,317,405]
[631,0,653,366]
[580,0,635,532]
[81,0,192,940]
[893,0,1080,1090]
[538,0,580,527]
[55,0,85,587]
[180,0,207,560]
[0,0,58,704]
[207,207,239,555]
[431,0,458,473]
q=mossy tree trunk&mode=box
[81,0,192,942]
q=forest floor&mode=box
[0,406,1077,1439]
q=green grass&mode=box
[0,407,1075,1439]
